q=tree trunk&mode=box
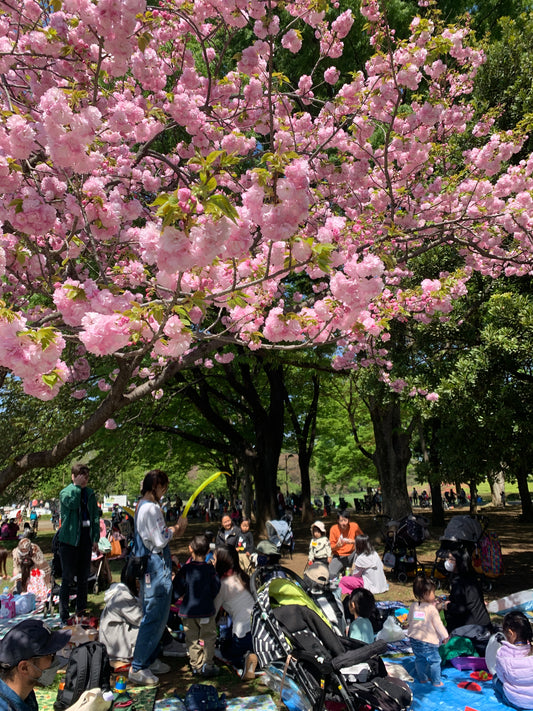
[251,364,285,533]
[489,470,505,507]
[429,479,445,527]
[369,396,412,520]
[516,458,533,519]
[469,479,478,514]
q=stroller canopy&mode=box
[441,516,482,544]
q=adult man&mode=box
[328,510,363,578]
[214,514,241,548]
[0,620,71,711]
[58,463,100,623]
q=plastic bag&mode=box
[375,615,405,643]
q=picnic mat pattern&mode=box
[387,657,505,711]
[154,696,278,711]
[35,686,158,711]
[0,611,62,638]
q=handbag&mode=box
[124,554,149,580]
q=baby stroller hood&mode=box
[266,520,292,549]
[441,516,482,543]
[251,567,412,711]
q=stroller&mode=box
[378,514,429,583]
[431,515,503,591]
[250,565,412,711]
[266,519,294,558]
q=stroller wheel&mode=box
[397,571,408,584]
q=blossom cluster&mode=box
[0,0,531,402]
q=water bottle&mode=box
[262,666,312,711]
[115,676,127,694]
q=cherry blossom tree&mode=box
[1,0,533,515]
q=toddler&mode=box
[174,534,221,677]
[494,611,533,709]
[407,576,448,687]
[308,520,332,566]
[347,588,376,644]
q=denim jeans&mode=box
[409,637,442,684]
[131,548,172,671]
[493,676,525,710]
[221,631,254,668]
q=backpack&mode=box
[184,684,227,711]
[473,531,503,578]
[54,642,111,711]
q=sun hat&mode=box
[310,520,326,534]
[0,620,71,668]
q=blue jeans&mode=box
[221,632,253,668]
[493,676,525,710]
[409,638,442,684]
[132,548,172,671]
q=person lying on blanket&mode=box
[0,620,71,711]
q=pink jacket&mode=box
[496,640,533,709]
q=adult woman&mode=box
[339,535,389,595]
[129,470,187,687]
[443,548,492,642]
[214,545,257,679]
[215,515,241,548]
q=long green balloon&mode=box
[182,471,227,517]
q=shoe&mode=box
[149,659,171,674]
[128,667,159,686]
[241,652,258,680]
[201,663,220,678]
[162,640,188,658]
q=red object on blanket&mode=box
[457,681,482,692]
[464,707,479,711]
[470,671,492,681]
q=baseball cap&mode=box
[0,620,71,668]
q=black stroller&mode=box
[250,565,412,711]
[378,514,429,583]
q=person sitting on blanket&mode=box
[0,620,71,711]
[99,565,187,664]
[339,535,389,595]
[442,548,492,648]
[213,545,257,679]
[11,539,51,589]
[493,611,533,710]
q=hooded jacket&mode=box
[495,640,533,709]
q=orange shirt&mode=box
[329,521,363,557]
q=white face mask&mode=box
[29,659,61,686]
[444,559,455,573]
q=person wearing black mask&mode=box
[0,620,70,711]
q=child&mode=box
[494,611,533,709]
[347,588,376,644]
[407,576,448,687]
[308,520,332,566]
[236,518,254,573]
[174,534,221,678]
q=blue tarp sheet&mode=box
[387,657,508,711]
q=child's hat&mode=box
[311,520,326,534]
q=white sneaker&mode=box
[128,667,159,686]
[149,659,171,674]
[162,640,188,658]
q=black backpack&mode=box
[54,641,111,711]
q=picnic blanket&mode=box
[154,696,278,711]
[36,685,158,711]
[0,610,62,638]
[387,657,506,711]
